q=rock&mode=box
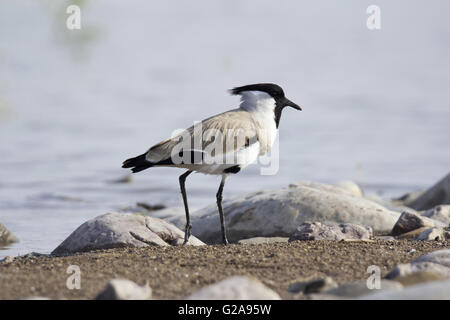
[0,222,18,246]
[392,191,424,208]
[288,222,373,241]
[390,211,445,236]
[409,173,450,210]
[22,296,51,300]
[413,249,450,267]
[421,205,450,225]
[445,231,450,240]
[287,277,337,294]
[335,181,363,197]
[358,278,450,300]
[414,227,445,241]
[395,227,429,240]
[392,271,446,286]
[324,280,403,297]
[52,213,204,255]
[173,182,399,244]
[386,262,450,280]
[238,237,289,244]
[385,249,450,280]
[185,276,281,300]
[0,256,14,264]
[96,279,152,300]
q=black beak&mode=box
[284,98,302,111]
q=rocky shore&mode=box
[1,173,449,300]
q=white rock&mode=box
[172,182,399,243]
[1,256,14,264]
[185,276,281,300]
[358,278,450,300]
[289,222,373,241]
[409,173,450,211]
[96,279,152,300]
[0,222,18,246]
[52,212,204,255]
[414,227,445,241]
[421,205,450,225]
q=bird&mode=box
[122,83,301,245]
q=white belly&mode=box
[179,141,261,175]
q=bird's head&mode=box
[230,83,301,127]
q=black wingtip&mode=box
[122,153,152,173]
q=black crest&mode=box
[229,83,285,100]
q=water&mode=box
[0,0,449,258]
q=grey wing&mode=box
[144,109,258,166]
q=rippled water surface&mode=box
[1,1,449,257]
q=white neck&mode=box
[238,91,278,154]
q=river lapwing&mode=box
[122,83,301,244]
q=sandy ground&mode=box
[0,240,448,300]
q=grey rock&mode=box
[413,249,450,267]
[385,249,450,280]
[414,227,445,241]
[386,262,450,279]
[52,212,204,255]
[1,256,14,264]
[421,205,450,225]
[335,181,363,197]
[392,271,446,286]
[96,279,152,300]
[289,222,373,241]
[172,182,399,244]
[185,276,281,300]
[409,173,450,211]
[390,211,445,236]
[0,222,18,246]
[288,277,338,294]
[358,278,450,300]
[238,237,289,244]
[324,279,403,297]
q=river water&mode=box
[0,1,449,257]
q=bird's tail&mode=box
[122,153,153,173]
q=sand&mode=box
[0,240,448,300]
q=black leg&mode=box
[179,170,193,245]
[216,176,229,245]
